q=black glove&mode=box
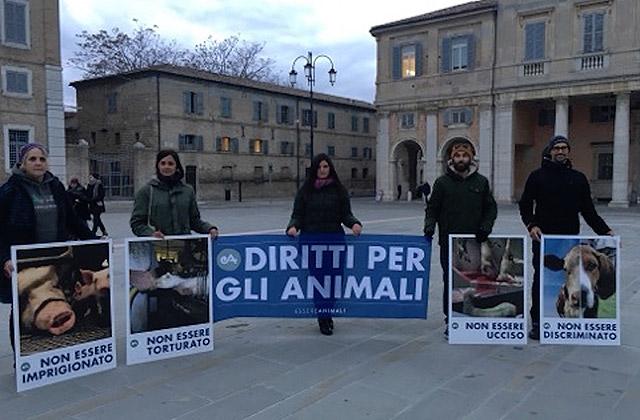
[424,229,435,238]
[475,229,489,243]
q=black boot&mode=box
[318,317,333,335]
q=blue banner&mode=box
[212,234,431,321]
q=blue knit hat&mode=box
[18,143,48,166]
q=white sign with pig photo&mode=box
[11,239,116,392]
[540,235,620,345]
[448,235,528,345]
[125,235,213,365]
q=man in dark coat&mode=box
[519,134,613,340]
[424,139,497,335]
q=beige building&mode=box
[371,0,640,206]
[0,0,66,182]
[69,65,376,200]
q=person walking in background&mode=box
[86,173,108,237]
[416,181,431,204]
[0,143,95,348]
[519,134,614,340]
[424,139,497,336]
[130,149,218,238]
[67,177,90,224]
[286,153,362,335]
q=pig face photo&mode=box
[450,236,525,318]
[543,237,617,319]
[128,237,210,334]
[15,242,111,355]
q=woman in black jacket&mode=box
[286,154,362,335]
[86,172,108,237]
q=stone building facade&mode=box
[1,0,65,182]
[69,65,376,200]
[371,0,640,206]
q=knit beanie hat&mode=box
[548,135,570,150]
[18,143,48,166]
[449,140,475,159]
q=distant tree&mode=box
[69,20,280,83]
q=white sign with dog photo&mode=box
[125,235,213,365]
[540,235,620,345]
[11,239,116,392]
[448,235,528,345]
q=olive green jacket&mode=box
[130,178,214,236]
[424,165,497,246]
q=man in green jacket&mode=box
[424,139,497,336]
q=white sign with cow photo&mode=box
[11,239,116,392]
[448,235,528,345]
[125,235,213,365]
[540,235,620,346]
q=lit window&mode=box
[401,45,416,77]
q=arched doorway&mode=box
[392,139,424,200]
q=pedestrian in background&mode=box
[286,153,362,335]
[67,177,90,223]
[87,172,108,237]
[423,139,497,336]
[519,134,614,340]
[130,149,218,238]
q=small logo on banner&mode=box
[217,249,241,271]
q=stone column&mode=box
[45,65,67,183]
[376,114,392,201]
[478,103,493,185]
[609,92,630,207]
[425,112,438,185]
[554,97,569,138]
[494,100,514,202]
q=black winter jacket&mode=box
[519,159,610,235]
[287,182,360,234]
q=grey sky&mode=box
[60,0,469,107]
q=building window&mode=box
[114,132,121,146]
[90,131,96,145]
[351,147,358,158]
[327,145,335,157]
[216,136,238,153]
[277,104,292,124]
[4,125,31,171]
[253,100,268,121]
[280,141,294,156]
[107,92,117,114]
[220,97,232,118]
[178,134,203,151]
[444,108,472,126]
[363,117,370,133]
[363,147,372,159]
[302,109,317,127]
[596,152,613,180]
[401,113,414,129]
[253,166,264,182]
[537,109,555,126]
[2,0,29,48]
[351,116,358,132]
[392,43,422,79]
[524,22,545,61]
[363,168,369,179]
[251,138,268,154]
[2,66,30,96]
[442,35,474,73]
[183,91,203,115]
[583,12,604,53]
[590,105,615,123]
[328,112,335,129]
[351,168,358,179]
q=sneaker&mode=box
[528,326,540,340]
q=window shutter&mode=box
[196,136,203,151]
[253,101,259,120]
[263,140,269,155]
[222,97,231,117]
[442,38,451,73]
[464,109,473,124]
[415,43,423,77]
[179,135,186,149]
[231,138,238,153]
[535,22,545,59]
[5,2,26,44]
[583,15,593,53]
[7,70,27,93]
[443,110,451,126]
[183,92,191,113]
[263,103,269,121]
[466,35,475,70]
[525,24,535,60]
[276,104,282,123]
[288,106,294,125]
[196,93,204,114]
[594,13,604,51]
[216,137,222,152]
[392,46,401,80]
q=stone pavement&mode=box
[1,198,639,420]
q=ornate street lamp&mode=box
[289,52,337,162]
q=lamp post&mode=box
[289,51,337,161]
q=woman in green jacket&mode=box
[286,153,362,335]
[130,150,218,238]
